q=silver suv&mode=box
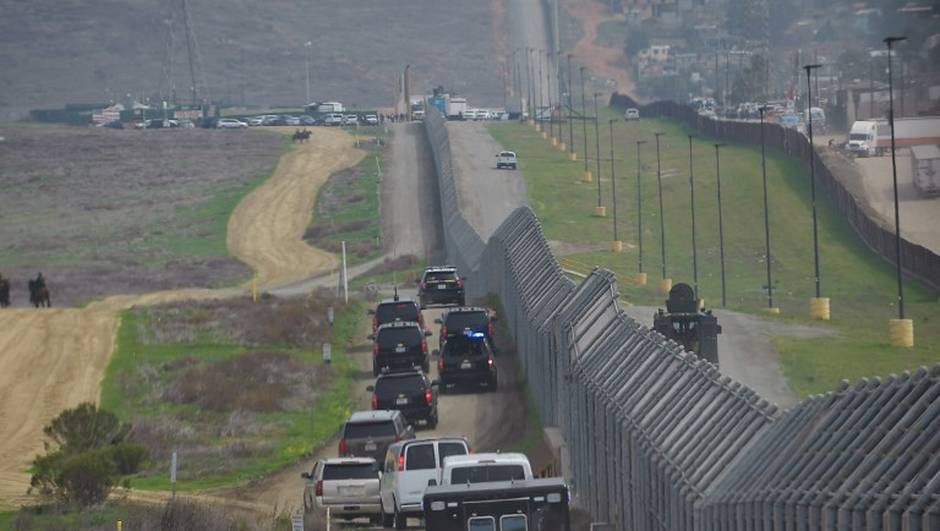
[301,457,381,525]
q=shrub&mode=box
[109,442,148,475]
[30,448,116,506]
[42,403,129,454]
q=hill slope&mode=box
[0,0,504,119]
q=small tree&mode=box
[42,402,130,454]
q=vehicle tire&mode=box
[489,375,499,391]
[510,164,517,170]
[371,515,383,527]
[428,413,439,429]
[458,297,466,306]
[373,363,380,377]
[393,503,406,530]
[381,502,394,528]
[422,359,430,373]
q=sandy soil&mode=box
[0,128,362,508]
[565,0,635,98]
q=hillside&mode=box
[0,0,504,120]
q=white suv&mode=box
[216,118,248,129]
[496,151,517,170]
[624,108,640,120]
[440,452,533,485]
[379,437,470,529]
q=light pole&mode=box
[545,49,554,141]
[636,140,647,285]
[714,143,727,307]
[654,131,669,292]
[536,49,544,127]
[593,92,604,215]
[610,119,621,250]
[804,63,827,320]
[567,54,575,153]
[687,134,699,300]
[526,48,534,122]
[758,106,777,313]
[885,35,912,347]
[580,66,590,181]
[304,41,312,105]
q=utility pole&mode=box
[545,49,554,141]
[610,119,620,250]
[636,140,647,284]
[654,132,668,289]
[567,54,574,153]
[714,143,727,307]
[804,63,826,319]
[526,48,534,121]
[593,92,603,215]
[537,49,544,124]
[759,106,777,312]
[304,41,312,105]
[580,67,590,181]
[688,134,699,300]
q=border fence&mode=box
[424,106,940,530]
[609,93,940,292]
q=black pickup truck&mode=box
[423,478,571,531]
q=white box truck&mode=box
[446,97,468,120]
[911,144,940,198]
[848,116,940,157]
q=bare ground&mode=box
[564,0,636,98]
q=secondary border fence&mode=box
[423,106,940,530]
[609,93,940,292]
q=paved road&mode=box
[447,121,529,239]
[853,150,940,255]
[621,305,836,409]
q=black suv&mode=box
[435,335,498,391]
[369,297,425,332]
[417,266,465,308]
[434,306,497,351]
[367,370,439,429]
[370,321,432,376]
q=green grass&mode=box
[98,302,363,492]
[594,20,625,48]
[488,115,940,397]
[307,133,387,266]
[349,258,428,291]
[0,504,127,530]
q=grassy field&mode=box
[0,126,286,306]
[488,115,939,397]
[98,295,362,492]
[305,130,386,267]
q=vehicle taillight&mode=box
[421,339,428,354]
[458,278,464,289]
[421,282,427,290]
[372,342,379,357]
[398,455,405,471]
[372,316,378,329]
[488,355,495,369]
[441,325,448,339]
[315,480,323,497]
[338,438,347,455]
[371,393,378,409]
[488,323,495,337]
[425,388,433,405]
[438,356,444,372]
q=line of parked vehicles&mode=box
[301,265,571,530]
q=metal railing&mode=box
[423,106,940,530]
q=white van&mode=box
[440,452,533,485]
[379,437,470,529]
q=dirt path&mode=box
[565,0,635,97]
[0,128,362,509]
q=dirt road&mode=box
[447,122,529,239]
[0,128,362,508]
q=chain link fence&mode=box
[424,106,940,530]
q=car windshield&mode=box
[450,464,526,484]
[376,303,419,323]
[445,311,487,333]
[375,374,425,395]
[425,271,457,282]
[443,337,487,357]
[377,327,421,348]
[344,421,395,439]
[322,463,378,480]
[849,133,868,141]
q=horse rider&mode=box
[34,272,46,291]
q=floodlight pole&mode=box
[636,140,647,274]
[688,134,699,299]
[714,143,727,307]
[804,63,823,298]
[759,106,775,310]
[885,36,907,319]
[654,132,667,280]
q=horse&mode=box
[28,279,51,308]
[0,278,10,308]
[291,129,311,143]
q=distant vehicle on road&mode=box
[436,333,498,391]
[369,296,425,331]
[369,321,432,375]
[911,144,940,198]
[339,410,414,461]
[301,457,382,525]
[847,121,879,157]
[323,113,345,126]
[440,453,533,486]
[423,478,571,531]
[462,109,478,121]
[363,114,379,125]
[318,101,345,114]
[380,437,471,529]
[247,117,264,126]
[284,115,301,126]
[368,369,439,428]
[299,114,318,126]
[624,108,640,120]
[417,266,465,307]
[496,150,518,170]
[146,119,180,129]
[343,114,360,126]
[435,306,497,351]
[216,118,248,129]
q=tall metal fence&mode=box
[610,93,940,291]
[423,107,940,530]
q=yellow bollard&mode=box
[698,298,705,310]
[765,307,781,315]
[541,131,549,139]
[809,297,830,320]
[570,152,578,161]
[659,278,672,294]
[594,206,607,217]
[251,275,258,303]
[535,123,542,132]
[889,318,914,347]
[117,521,123,531]
[581,170,592,183]
[551,137,558,146]
[610,240,623,252]
[636,272,648,286]
[559,142,567,151]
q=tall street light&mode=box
[580,67,590,181]
[536,49,544,127]
[545,49,554,141]
[593,92,604,216]
[885,35,913,347]
[567,54,575,154]
[609,119,621,250]
[687,134,700,301]
[636,140,648,285]
[714,143,727,307]
[758,106,778,313]
[804,63,827,320]
[304,41,312,105]
[526,48,534,122]
[654,131,669,293]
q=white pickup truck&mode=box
[302,457,382,525]
[496,151,518,170]
[440,452,533,485]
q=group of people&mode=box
[0,272,49,308]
